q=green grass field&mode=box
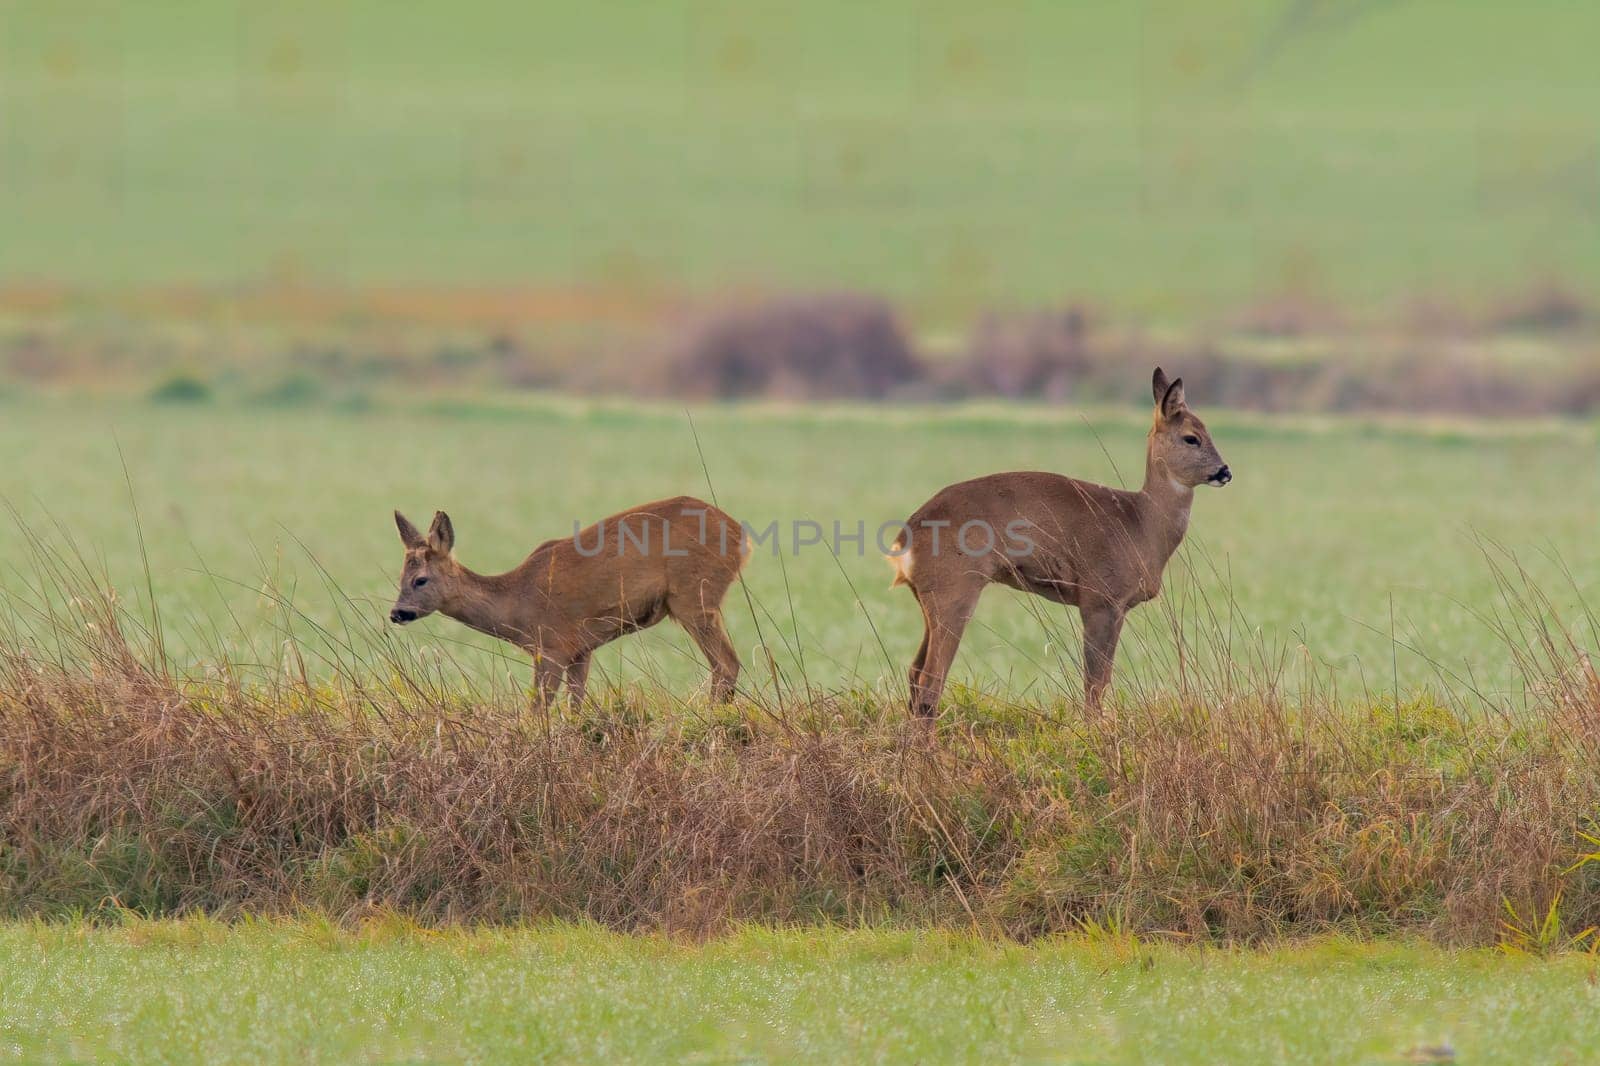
[7,3,1600,1058]
[4,1,1598,320]
[1,921,1596,1063]
[0,391,1593,701]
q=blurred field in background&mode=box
[0,0,1595,696]
[4,0,1598,314]
[3,0,1599,417]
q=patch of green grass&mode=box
[0,920,1596,1063]
[0,395,1593,699]
[2,1,1598,319]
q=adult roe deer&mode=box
[889,368,1231,716]
[390,497,749,706]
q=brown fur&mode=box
[391,497,749,706]
[892,368,1230,716]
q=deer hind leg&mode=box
[909,580,984,719]
[564,650,592,708]
[669,590,740,702]
[907,592,932,700]
[1080,599,1126,713]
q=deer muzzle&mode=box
[1208,465,1232,486]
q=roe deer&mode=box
[889,368,1231,716]
[390,497,749,706]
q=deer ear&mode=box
[1151,367,1171,406]
[427,511,455,554]
[395,511,424,549]
[1152,368,1177,404]
[1160,377,1187,421]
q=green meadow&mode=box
[4,0,1598,320]
[2,921,1597,1064]
[0,392,1592,702]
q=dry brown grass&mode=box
[2,544,1598,945]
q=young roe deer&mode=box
[889,368,1231,716]
[390,497,750,706]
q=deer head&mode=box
[1148,367,1231,489]
[390,510,461,624]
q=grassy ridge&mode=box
[4,551,1598,943]
[3,921,1597,1064]
[4,1,1598,317]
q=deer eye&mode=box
[413,576,429,588]
[1182,434,1201,446]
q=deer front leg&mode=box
[1080,600,1126,712]
[564,650,592,708]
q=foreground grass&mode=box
[5,593,1598,942]
[1,921,1595,1064]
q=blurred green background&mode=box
[3,0,1597,320]
[0,1,1595,700]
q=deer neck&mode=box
[440,564,541,646]
[1138,451,1194,561]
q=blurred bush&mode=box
[956,308,1093,400]
[147,373,213,405]
[664,293,924,401]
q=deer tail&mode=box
[736,524,754,572]
[885,530,914,589]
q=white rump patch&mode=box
[886,543,914,587]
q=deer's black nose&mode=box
[390,608,418,624]
[1210,465,1232,486]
